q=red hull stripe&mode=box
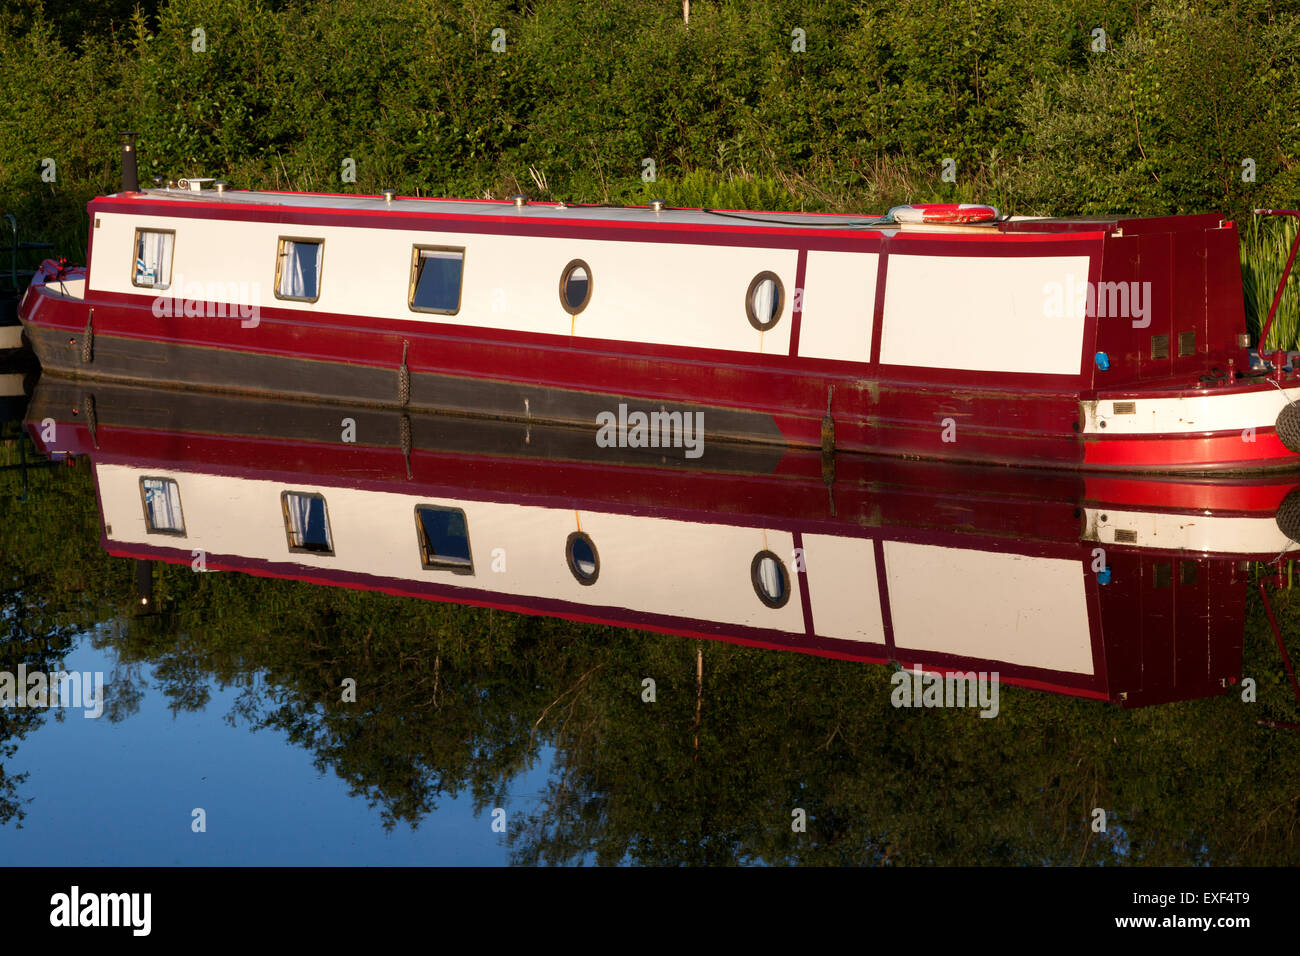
[1082,475,1300,513]
[33,286,1082,389]
[1084,431,1298,467]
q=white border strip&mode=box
[1084,385,1300,435]
[1082,507,1297,554]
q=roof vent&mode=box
[381,188,396,203]
[213,180,229,195]
[511,193,528,208]
[650,198,665,212]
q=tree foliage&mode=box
[2,0,1299,258]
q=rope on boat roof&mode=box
[698,208,896,228]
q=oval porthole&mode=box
[746,271,784,332]
[566,531,600,585]
[750,549,791,608]
[560,259,592,315]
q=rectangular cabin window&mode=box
[140,477,186,535]
[281,491,334,554]
[415,505,473,573]
[408,246,464,314]
[132,229,175,289]
[275,238,324,302]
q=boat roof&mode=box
[106,187,900,230]
[94,187,1228,237]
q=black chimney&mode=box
[135,559,154,609]
[121,131,139,192]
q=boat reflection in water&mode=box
[25,378,1300,710]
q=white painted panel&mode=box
[97,465,805,632]
[89,212,796,356]
[884,541,1094,675]
[879,254,1090,374]
[797,251,877,362]
[801,533,885,643]
[1085,384,1300,435]
[1082,508,1296,554]
[38,278,85,301]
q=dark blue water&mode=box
[0,632,555,865]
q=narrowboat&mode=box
[17,139,1300,471]
[26,378,1300,706]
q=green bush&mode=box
[1,0,1296,342]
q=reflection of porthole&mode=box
[566,531,600,585]
[745,271,784,331]
[750,550,790,608]
[559,259,592,315]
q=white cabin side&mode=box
[91,210,805,355]
[95,462,1103,678]
[88,200,1096,373]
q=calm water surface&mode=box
[3,373,1300,865]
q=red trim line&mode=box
[874,538,896,657]
[868,239,890,366]
[793,530,815,638]
[788,248,808,357]
[1083,431,1298,467]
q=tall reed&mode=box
[1241,215,1300,352]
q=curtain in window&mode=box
[279,242,320,299]
[142,479,183,532]
[287,494,308,544]
[750,279,776,324]
[135,232,173,289]
[286,494,329,549]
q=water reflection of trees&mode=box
[1,442,106,826]
[0,610,76,828]
[6,450,1300,863]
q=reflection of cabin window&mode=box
[132,229,175,289]
[140,477,185,535]
[750,549,790,608]
[415,506,473,573]
[409,246,464,314]
[275,238,324,302]
[565,531,599,585]
[281,491,333,554]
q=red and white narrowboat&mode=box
[18,141,1300,472]
[26,379,1300,707]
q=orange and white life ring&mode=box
[889,203,1000,224]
